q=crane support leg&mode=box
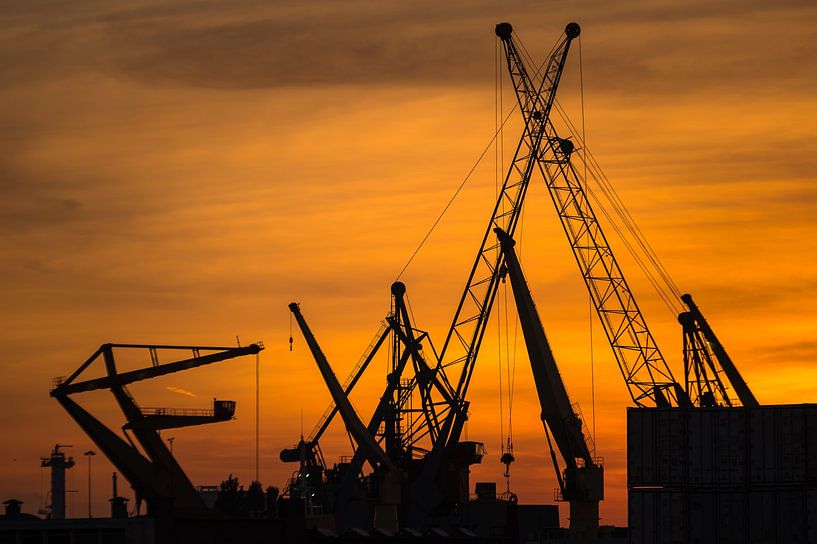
[53,395,207,514]
[333,347,414,530]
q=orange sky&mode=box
[2,0,817,528]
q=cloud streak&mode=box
[166,386,197,398]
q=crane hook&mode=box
[500,451,515,478]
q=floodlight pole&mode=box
[84,450,96,518]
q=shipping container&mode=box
[806,406,817,483]
[628,489,684,544]
[713,409,746,486]
[628,404,814,488]
[747,488,776,544]
[808,488,817,543]
[655,409,685,485]
[748,405,808,484]
[630,487,814,544]
[686,491,714,544]
[629,405,817,543]
[686,490,748,543]
[748,488,810,544]
[627,408,646,486]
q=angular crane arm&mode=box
[52,344,262,396]
[288,302,394,471]
[681,293,758,407]
[495,227,603,536]
[50,342,263,516]
[495,228,590,467]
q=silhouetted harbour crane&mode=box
[495,227,603,536]
[51,342,263,517]
[282,21,581,533]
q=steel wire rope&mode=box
[255,351,260,483]
[560,119,682,307]
[518,29,680,412]
[518,30,681,315]
[553,101,683,307]
[515,29,561,85]
[548,101,681,314]
[495,38,506,457]
[584,151,683,301]
[498,28,562,461]
[522,29,678,437]
[505,192,524,462]
[585,185,681,314]
[503,271,512,450]
[583,186,680,314]
[499,33,515,459]
[507,203,521,454]
[553,100,671,279]
[579,36,598,458]
[394,103,519,282]
[519,29,678,310]
[552,104,682,314]
[394,26,565,286]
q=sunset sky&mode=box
[2,0,817,528]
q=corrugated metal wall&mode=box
[627,404,817,544]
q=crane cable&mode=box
[495,37,505,461]
[553,101,683,315]
[497,29,564,488]
[495,34,540,490]
[498,35,516,461]
[574,120,683,300]
[578,36,598,458]
[519,28,683,316]
[394,30,563,282]
[394,97,518,282]
[495,40,518,489]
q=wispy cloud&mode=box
[165,386,196,398]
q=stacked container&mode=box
[628,404,817,544]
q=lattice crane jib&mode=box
[537,141,681,407]
[436,23,580,428]
[497,25,686,407]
